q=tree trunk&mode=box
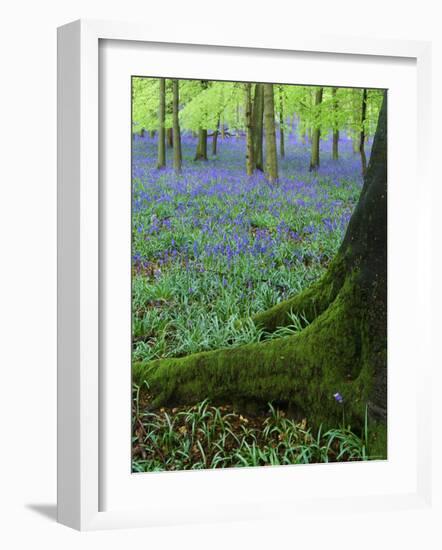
[212,118,220,156]
[245,83,254,176]
[135,92,388,454]
[194,128,208,160]
[263,83,278,183]
[157,78,166,169]
[279,86,285,158]
[252,83,264,171]
[194,80,208,161]
[333,130,339,160]
[359,88,368,176]
[332,87,339,160]
[309,87,323,171]
[167,127,173,148]
[172,79,182,173]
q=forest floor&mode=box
[131,130,372,472]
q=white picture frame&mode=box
[57,19,433,531]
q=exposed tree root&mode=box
[135,275,378,428]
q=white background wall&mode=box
[0,0,440,547]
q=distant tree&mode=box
[252,83,264,171]
[212,117,220,156]
[194,80,209,161]
[245,83,254,176]
[263,83,278,183]
[167,128,173,148]
[157,78,166,169]
[359,88,368,176]
[195,128,208,160]
[309,87,323,171]
[332,87,339,160]
[172,79,182,173]
[278,86,285,158]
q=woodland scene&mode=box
[131,77,387,472]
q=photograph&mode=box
[130,77,388,472]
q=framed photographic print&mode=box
[57,19,432,530]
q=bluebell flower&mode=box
[333,392,344,404]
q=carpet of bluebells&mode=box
[132,130,369,363]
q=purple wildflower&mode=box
[333,392,344,404]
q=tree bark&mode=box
[245,83,254,176]
[309,87,323,171]
[359,88,368,176]
[136,93,388,455]
[194,80,208,161]
[252,83,264,171]
[263,83,278,183]
[212,118,220,156]
[333,129,339,160]
[194,128,208,160]
[157,78,166,169]
[167,127,173,148]
[279,86,285,158]
[332,87,339,160]
[172,79,182,173]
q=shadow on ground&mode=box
[26,504,57,522]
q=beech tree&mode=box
[245,83,254,176]
[172,79,182,173]
[278,86,285,158]
[332,87,339,160]
[309,87,323,171]
[194,80,209,161]
[252,83,264,171]
[263,83,278,183]
[212,117,220,156]
[157,77,166,169]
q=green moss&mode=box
[369,422,387,460]
[252,254,347,333]
[134,271,382,431]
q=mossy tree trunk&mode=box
[252,83,264,171]
[309,87,323,171]
[137,93,388,449]
[172,79,182,173]
[157,77,166,169]
[263,83,278,183]
[245,83,254,176]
